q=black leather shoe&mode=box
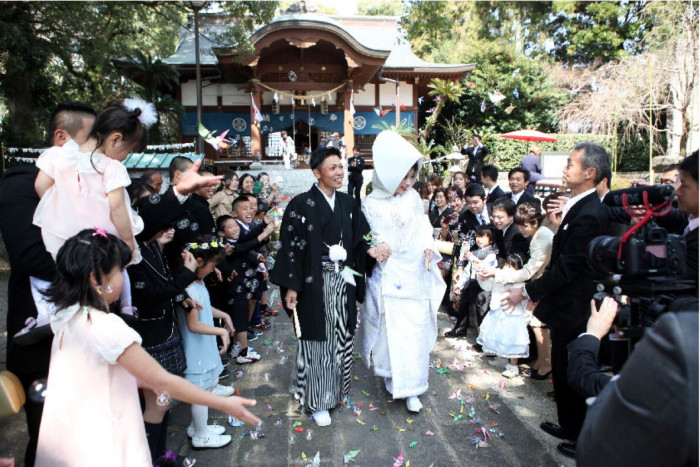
[557,442,576,458]
[444,327,467,338]
[530,369,552,380]
[540,422,572,440]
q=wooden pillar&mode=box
[343,82,355,154]
[250,87,262,157]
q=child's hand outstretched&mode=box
[221,396,261,427]
[176,159,223,195]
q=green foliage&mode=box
[0,2,185,146]
[488,133,615,171]
[400,1,470,58]
[430,40,568,146]
[216,2,279,55]
[0,1,277,146]
[549,1,651,65]
[371,118,415,137]
[357,0,403,16]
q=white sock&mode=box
[191,404,209,438]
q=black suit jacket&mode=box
[526,192,607,330]
[163,191,217,267]
[576,311,698,467]
[485,186,504,204]
[347,156,365,179]
[462,145,489,179]
[502,191,541,209]
[567,334,613,399]
[0,166,55,374]
[495,223,530,264]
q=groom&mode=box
[270,146,378,427]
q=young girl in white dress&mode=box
[35,230,259,467]
[177,236,237,449]
[476,253,530,378]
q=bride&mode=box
[359,131,446,413]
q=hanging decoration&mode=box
[288,71,298,82]
[480,99,487,113]
[505,104,515,115]
[250,93,264,123]
[250,79,347,104]
[146,142,196,151]
[488,90,506,104]
[513,87,519,99]
[273,92,279,102]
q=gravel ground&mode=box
[0,268,576,466]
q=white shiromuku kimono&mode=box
[360,188,446,398]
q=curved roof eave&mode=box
[250,15,391,60]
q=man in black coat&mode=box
[480,164,504,204]
[569,297,698,466]
[347,147,365,205]
[444,184,497,336]
[504,143,610,459]
[0,102,95,466]
[461,134,489,183]
[501,167,541,209]
[270,146,376,427]
[675,150,698,292]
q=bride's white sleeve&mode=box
[361,197,390,246]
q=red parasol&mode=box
[499,129,557,142]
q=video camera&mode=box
[586,185,693,340]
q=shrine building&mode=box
[118,7,473,167]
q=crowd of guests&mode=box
[0,100,287,466]
[412,142,698,460]
[0,99,697,466]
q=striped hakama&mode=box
[295,263,354,412]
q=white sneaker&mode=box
[406,396,423,413]
[487,356,508,368]
[313,410,331,427]
[212,384,235,397]
[187,424,226,438]
[236,349,261,364]
[191,433,232,449]
[502,364,520,378]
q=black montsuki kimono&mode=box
[270,185,371,341]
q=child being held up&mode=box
[450,225,498,309]
[476,253,530,378]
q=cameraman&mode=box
[675,151,698,292]
[570,297,698,466]
[611,151,698,293]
